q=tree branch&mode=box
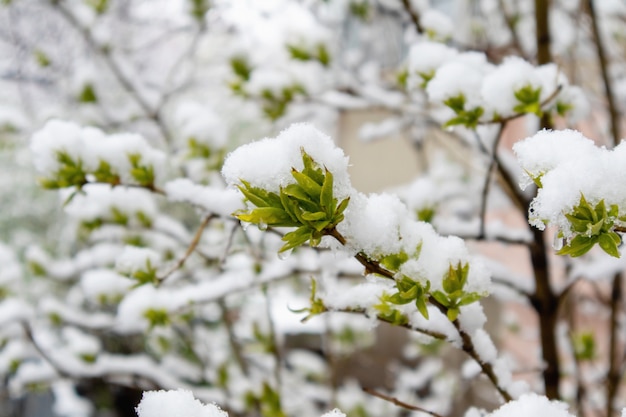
[363,387,445,417]
[52,2,172,144]
[325,228,515,402]
[157,214,215,284]
[400,0,423,34]
[587,0,622,147]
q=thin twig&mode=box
[606,273,623,417]
[587,1,624,413]
[157,214,214,284]
[22,322,71,378]
[325,228,514,401]
[535,0,552,65]
[52,2,172,144]
[263,284,283,390]
[399,0,423,33]
[497,0,528,60]
[477,84,563,126]
[328,307,449,341]
[363,387,445,417]
[218,299,250,376]
[478,123,506,239]
[587,0,621,147]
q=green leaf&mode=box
[444,95,466,113]
[110,207,129,225]
[78,84,98,103]
[415,297,429,319]
[301,211,326,221]
[388,293,413,305]
[556,101,573,116]
[238,180,279,208]
[292,169,322,199]
[237,207,299,228]
[34,49,51,67]
[320,168,334,215]
[447,307,459,321]
[397,68,408,89]
[93,160,120,184]
[558,234,598,257]
[283,184,316,206]
[598,232,621,258]
[431,290,449,307]
[301,151,325,185]
[459,292,484,306]
[335,197,350,218]
[316,44,331,66]
[230,56,252,81]
[280,226,311,252]
[143,308,169,328]
[380,251,409,271]
[572,332,596,361]
[286,44,312,61]
[417,207,435,223]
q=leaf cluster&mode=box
[39,150,88,189]
[431,262,483,321]
[443,94,484,129]
[381,275,431,319]
[186,138,225,171]
[293,279,327,322]
[128,153,157,187]
[572,331,596,361]
[260,84,307,120]
[235,150,350,253]
[558,194,623,258]
[143,308,170,329]
[513,85,542,117]
[244,383,286,417]
[286,43,331,66]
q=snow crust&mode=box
[487,393,574,417]
[222,123,352,198]
[514,130,626,235]
[30,119,166,185]
[136,389,227,417]
[165,178,244,217]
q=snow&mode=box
[246,67,295,96]
[80,269,134,303]
[481,57,541,117]
[471,328,497,363]
[420,9,454,40]
[64,184,158,225]
[115,285,173,333]
[173,103,228,148]
[30,119,85,176]
[407,41,457,80]
[222,123,352,198]
[136,389,228,417]
[359,117,407,142]
[164,178,244,217]
[30,119,167,186]
[62,327,101,358]
[426,61,484,109]
[513,129,598,190]
[115,246,162,279]
[0,340,34,375]
[486,393,574,417]
[0,299,33,328]
[320,409,346,417]
[52,380,94,417]
[515,130,626,236]
[338,192,411,257]
[39,297,115,330]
